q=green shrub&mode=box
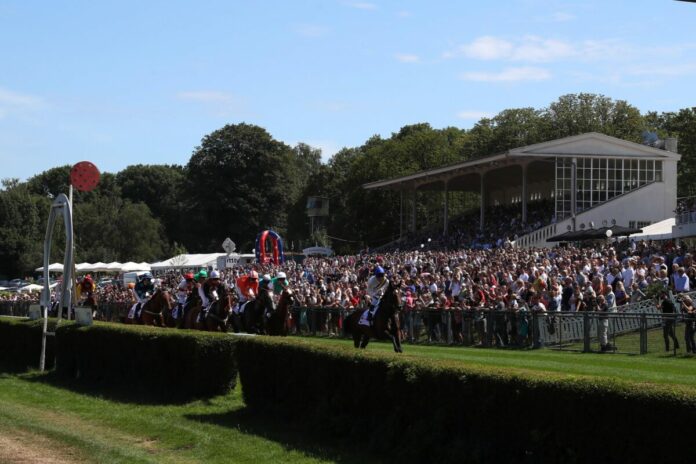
[55,322,238,400]
[0,316,59,372]
[236,337,696,464]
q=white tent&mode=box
[18,283,44,292]
[137,262,151,271]
[34,262,65,273]
[629,218,676,241]
[89,262,111,272]
[105,262,123,272]
[121,261,150,272]
[150,253,227,270]
[76,262,93,272]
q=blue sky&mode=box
[1,0,695,181]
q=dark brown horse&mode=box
[202,286,233,332]
[265,288,295,336]
[139,289,173,327]
[344,280,403,353]
[236,288,276,334]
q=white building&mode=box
[363,132,680,248]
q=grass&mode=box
[295,334,696,389]
[0,371,378,464]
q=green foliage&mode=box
[0,317,58,372]
[55,322,237,399]
[183,123,299,251]
[236,336,696,464]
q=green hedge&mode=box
[236,337,696,464]
[55,322,238,399]
[0,317,58,372]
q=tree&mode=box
[116,164,186,244]
[183,123,297,251]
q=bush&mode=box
[0,316,59,372]
[236,337,696,464]
[55,322,237,400]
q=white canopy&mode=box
[35,262,65,273]
[18,283,44,292]
[76,262,93,271]
[89,262,111,272]
[150,253,227,270]
[121,261,150,272]
[105,262,123,272]
[629,218,676,241]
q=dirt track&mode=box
[0,428,85,464]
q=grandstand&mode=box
[364,132,680,249]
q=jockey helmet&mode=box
[374,266,385,276]
[184,272,194,280]
[197,270,208,279]
[277,271,287,279]
[84,274,93,282]
[210,270,221,279]
[262,274,271,281]
[248,270,259,280]
[142,272,153,280]
[127,282,135,289]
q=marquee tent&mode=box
[34,262,65,273]
[150,253,227,270]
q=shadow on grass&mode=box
[186,407,380,464]
[22,370,207,406]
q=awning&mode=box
[547,225,643,242]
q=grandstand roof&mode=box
[363,132,680,191]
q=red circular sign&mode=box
[70,161,100,192]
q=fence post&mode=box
[640,312,647,355]
[583,312,591,353]
[447,311,453,345]
[485,310,494,347]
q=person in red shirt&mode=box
[235,270,259,304]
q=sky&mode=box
[1,0,695,181]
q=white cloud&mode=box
[294,23,329,37]
[345,2,377,10]
[395,53,419,63]
[511,36,574,62]
[456,110,494,120]
[455,36,514,60]
[460,67,552,82]
[301,140,341,162]
[627,62,696,78]
[0,87,44,119]
[448,35,576,63]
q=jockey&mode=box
[134,273,155,303]
[198,270,225,310]
[235,270,259,304]
[366,266,389,322]
[272,271,289,294]
[176,272,195,318]
[76,274,95,302]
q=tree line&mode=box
[1,93,695,277]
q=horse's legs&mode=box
[360,334,370,349]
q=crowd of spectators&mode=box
[383,198,553,252]
[3,237,694,350]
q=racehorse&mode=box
[343,280,403,353]
[237,289,276,334]
[183,296,203,330]
[201,287,234,332]
[139,289,173,327]
[265,288,295,336]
